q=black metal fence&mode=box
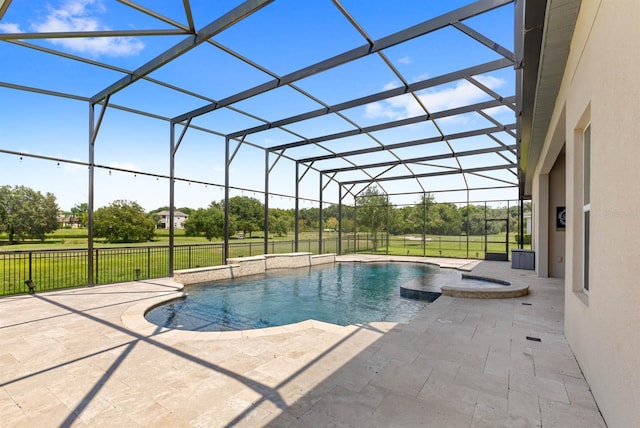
[0,239,339,296]
[0,234,530,296]
[345,234,527,258]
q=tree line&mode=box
[1,185,529,244]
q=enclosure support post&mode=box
[506,200,510,257]
[168,118,192,274]
[87,97,109,286]
[318,174,323,254]
[386,194,390,255]
[354,199,357,253]
[294,162,299,252]
[422,192,427,257]
[519,198,524,249]
[338,186,343,255]
[169,123,175,275]
[264,149,269,254]
[224,137,230,263]
[516,0,525,250]
[88,103,95,286]
[484,202,488,258]
[466,190,470,258]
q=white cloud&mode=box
[412,72,430,83]
[364,74,507,122]
[30,0,144,57]
[382,80,402,91]
[0,22,22,33]
[398,56,412,65]
[365,101,400,120]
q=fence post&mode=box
[28,251,32,281]
[94,248,99,285]
[147,247,151,278]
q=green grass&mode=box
[0,228,324,250]
[346,233,530,259]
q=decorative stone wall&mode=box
[265,253,311,270]
[228,256,266,277]
[311,254,336,266]
[173,265,233,285]
[174,252,335,285]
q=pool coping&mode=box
[121,255,523,337]
[440,277,529,299]
[338,255,529,299]
[121,288,398,339]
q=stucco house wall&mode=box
[531,1,640,426]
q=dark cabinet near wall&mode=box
[511,249,535,270]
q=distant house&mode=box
[155,210,188,229]
[58,211,79,228]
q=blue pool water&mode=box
[145,262,443,332]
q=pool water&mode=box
[145,262,442,332]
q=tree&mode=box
[0,185,59,243]
[228,196,263,237]
[93,200,155,243]
[268,214,288,237]
[184,205,226,241]
[356,186,388,251]
[70,202,88,227]
[340,218,355,233]
[325,216,339,231]
[393,194,436,235]
[434,203,463,235]
[268,208,293,237]
[298,207,319,231]
[177,207,193,216]
[150,206,169,214]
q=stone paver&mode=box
[0,257,606,427]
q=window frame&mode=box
[582,124,591,293]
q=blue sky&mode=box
[0,0,518,212]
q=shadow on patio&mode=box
[0,262,605,427]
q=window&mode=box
[583,125,591,292]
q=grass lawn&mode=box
[0,229,328,250]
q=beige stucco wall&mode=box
[532,1,640,426]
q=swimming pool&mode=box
[145,262,447,332]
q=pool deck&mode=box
[0,256,606,427]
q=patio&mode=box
[0,257,605,427]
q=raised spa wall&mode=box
[173,252,335,285]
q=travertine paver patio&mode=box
[0,256,605,427]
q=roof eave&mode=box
[520,0,580,198]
